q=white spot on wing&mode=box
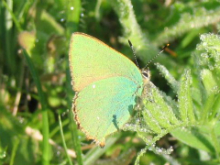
[92,84,96,88]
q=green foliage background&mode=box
[1,0,220,164]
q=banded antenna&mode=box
[128,40,140,69]
[128,40,169,69]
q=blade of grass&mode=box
[2,0,15,74]
[2,0,26,117]
[58,114,73,165]
[66,0,81,37]
[68,106,83,165]
[65,1,83,165]
[22,50,50,165]
[9,138,19,165]
[16,0,32,21]
[83,134,121,165]
[2,0,22,32]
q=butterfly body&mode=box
[69,32,149,146]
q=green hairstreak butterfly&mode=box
[69,32,150,147]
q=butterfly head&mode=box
[140,68,151,98]
[141,68,151,82]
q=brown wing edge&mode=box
[68,33,77,92]
[69,33,111,147]
[72,93,106,147]
[69,32,142,147]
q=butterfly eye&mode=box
[142,71,149,79]
[141,69,150,79]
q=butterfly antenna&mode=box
[128,40,140,69]
[143,44,170,70]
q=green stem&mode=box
[2,0,15,74]
[22,50,50,165]
[58,115,73,165]
[107,0,158,62]
[2,0,22,32]
[9,138,19,165]
[66,67,83,165]
[84,135,120,165]
[66,0,81,38]
[65,1,83,164]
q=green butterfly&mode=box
[69,32,150,147]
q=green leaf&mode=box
[155,7,220,46]
[178,70,195,123]
[155,63,179,93]
[143,82,180,132]
[171,127,215,153]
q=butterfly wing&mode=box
[69,32,142,91]
[69,33,143,146]
[74,77,142,146]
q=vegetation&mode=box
[1,0,220,164]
